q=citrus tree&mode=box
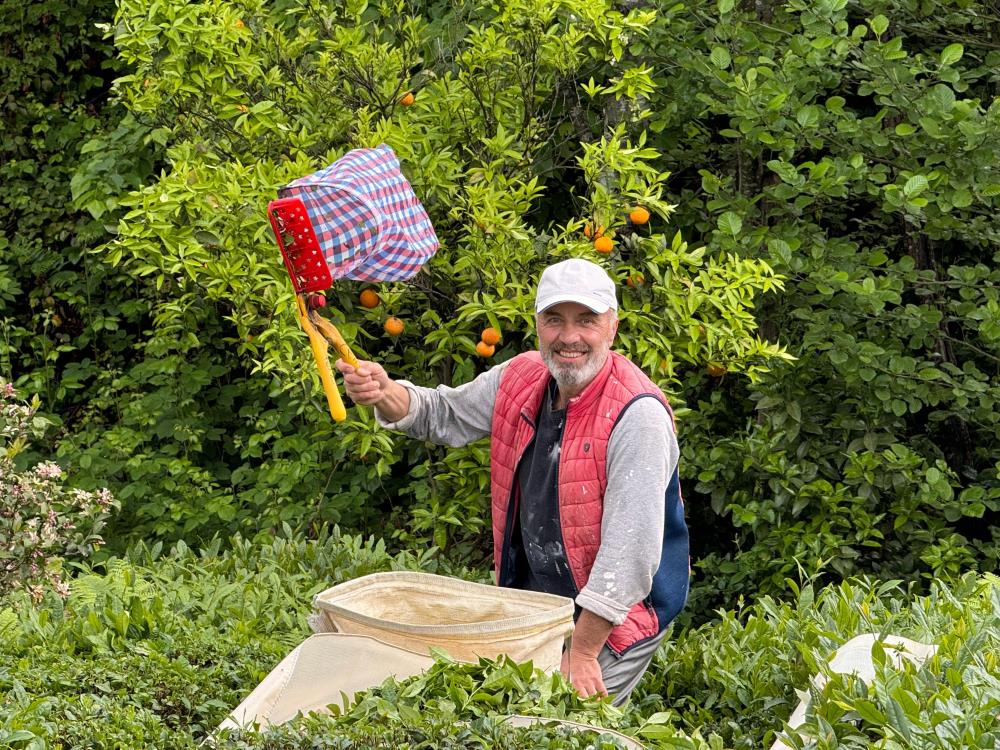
[66,0,788,554]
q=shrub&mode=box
[0,382,118,600]
[628,0,1000,607]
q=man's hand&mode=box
[560,648,607,699]
[335,358,410,422]
[336,358,391,405]
[560,609,613,700]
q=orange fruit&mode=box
[626,273,645,287]
[238,104,249,113]
[235,19,245,28]
[583,223,604,239]
[707,362,726,378]
[399,92,415,106]
[629,206,651,225]
[480,327,501,346]
[359,289,380,308]
[476,341,496,358]
[384,317,404,336]
[593,236,613,254]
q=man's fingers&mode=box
[341,369,372,385]
[579,680,607,698]
[566,655,607,700]
[333,358,383,405]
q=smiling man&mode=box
[336,258,689,705]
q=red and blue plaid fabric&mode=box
[279,144,438,282]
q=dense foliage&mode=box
[657,0,1000,609]
[2,0,995,611]
[0,0,155,447]
[1,536,998,748]
[62,0,785,555]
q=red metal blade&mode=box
[268,198,332,293]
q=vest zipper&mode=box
[499,410,536,587]
[557,401,581,599]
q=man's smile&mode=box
[553,347,589,362]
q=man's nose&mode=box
[558,326,583,344]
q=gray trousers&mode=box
[598,632,666,705]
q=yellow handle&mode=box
[309,312,360,369]
[296,296,347,422]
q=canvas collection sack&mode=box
[310,571,575,669]
[220,572,575,732]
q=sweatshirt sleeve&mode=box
[375,360,510,446]
[574,396,678,625]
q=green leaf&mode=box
[939,43,963,66]
[868,15,889,37]
[931,84,956,110]
[964,502,986,518]
[919,116,942,137]
[717,211,743,237]
[951,189,973,208]
[885,696,913,742]
[710,47,731,70]
[894,122,915,136]
[796,105,820,129]
[854,699,887,725]
[718,0,735,13]
[903,175,928,197]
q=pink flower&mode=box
[96,488,114,509]
[2,383,14,398]
[34,462,62,480]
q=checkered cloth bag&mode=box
[278,144,438,282]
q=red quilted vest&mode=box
[491,350,673,654]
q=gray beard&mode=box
[541,347,607,393]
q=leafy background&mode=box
[2,0,999,746]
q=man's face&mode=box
[536,302,619,394]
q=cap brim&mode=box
[535,294,614,314]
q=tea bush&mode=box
[2,534,999,749]
[0,529,460,748]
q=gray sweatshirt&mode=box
[376,358,679,626]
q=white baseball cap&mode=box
[535,258,618,314]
